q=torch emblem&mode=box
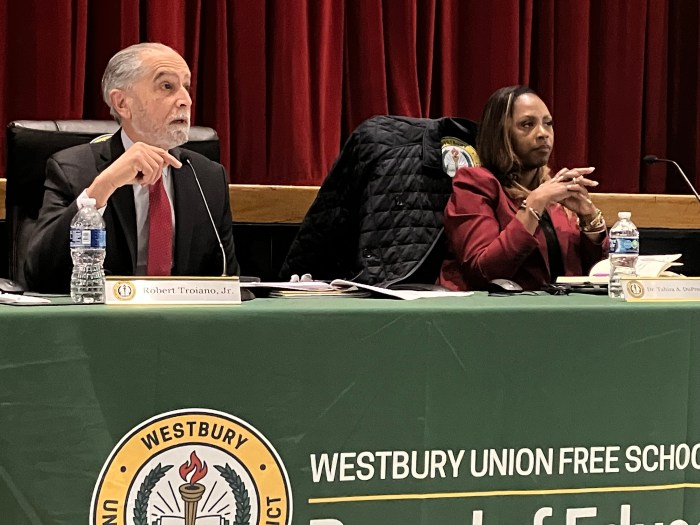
[179,451,209,525]
[132,449,252,525]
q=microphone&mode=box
[643,155,700,204]
[182,155,227,276]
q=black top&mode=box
[540,210,565,282]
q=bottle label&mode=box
[609,236,639,255]
[70,228,106,249]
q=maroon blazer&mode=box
[438,167,608,291]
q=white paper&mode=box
[330,279,473,300]
[556,275,608,285]
[242,280,473,299]
[588,254,683,278]
[241,281,335,291]
[0,293,52,305]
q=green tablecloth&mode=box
[1,294,700,524]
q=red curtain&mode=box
[1,0,698,194]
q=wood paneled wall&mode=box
[1,178,699,228]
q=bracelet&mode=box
[519,200,542,222]
[528,207,542,222]
[580,208,606,232]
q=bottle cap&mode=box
[618,211,631,219]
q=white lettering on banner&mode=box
[310,504,700,524]
[339,452,355,481]
[625,443,700,472]
[566,507,596,524]
[620,504,630,525]
[533,507,553,525]
[450,449,465,476]
[310,450,465,483]
[356,451,374,480]
[558,446,620,474]
[471,448,554,477]
[310,442,700,487]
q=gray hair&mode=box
[101,42,176,122]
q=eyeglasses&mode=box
[540,283,571,295]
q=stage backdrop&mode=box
[0,0,698,193]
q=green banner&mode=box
[1,295,699,524]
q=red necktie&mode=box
[146,177,173,276]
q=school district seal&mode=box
[91,409,292,525]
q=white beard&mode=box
[130,105,190,150]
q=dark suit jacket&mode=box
[25,132,239,293]
[438,166,608,291]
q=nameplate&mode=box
[621,276,700,302]
[105,276,241,305]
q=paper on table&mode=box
[330,279,474,300]
[588,254,683,278]
[241,280,473,299]
[635,255,683,277]
[0,293,52,305]
[241,281,335,291]
[557,254,684,285]
[556,275,608,285]
[268,288,371,298]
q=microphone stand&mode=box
[184,157,228,277]
[643,155,700,204]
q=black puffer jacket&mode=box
[280,115,478,286]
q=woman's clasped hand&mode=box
[527,167,599,218]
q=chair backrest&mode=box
[5,119,220,286]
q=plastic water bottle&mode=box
[70,199,106,303]
[608,211,639,298]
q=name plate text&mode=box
[105,276,241,305]
[621,276,700,302]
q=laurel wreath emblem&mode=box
[133,463,173,525]
[215,464,251,525]
[131,462,251,525]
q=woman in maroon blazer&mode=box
[439,86,608,291]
